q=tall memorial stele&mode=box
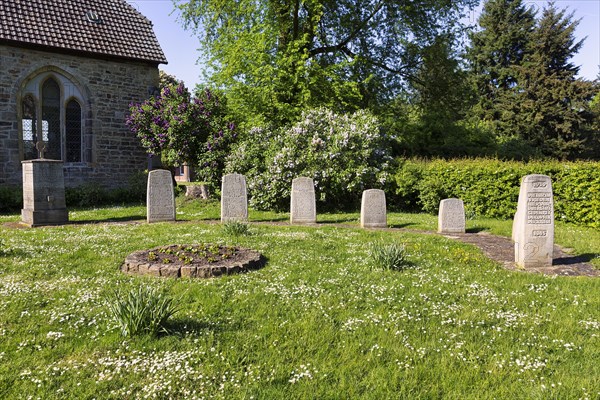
[21,143,69,227]
[512,174,554,268]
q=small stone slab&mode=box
[147,169,175,223]
[360,189,387,228]
[438,198,465,234]
[221,173,248,222]
[512,174,554,268]
[290,177,316,224]
[21,159,69,227]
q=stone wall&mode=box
[0,44,159,188]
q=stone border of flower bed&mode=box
[121,245,265,278]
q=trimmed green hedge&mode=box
[394,159,600,228]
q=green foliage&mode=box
[226,108,394,211]
[221,220,252,237]
[105,286,179,337]
[178,0,478,126]
[466,0,598,160]
[368,241,408,271]
[393,159,600,228]
[65,172,147,207]
[0,186,22,212]
[468,0,536,93]
[127,83,236,189]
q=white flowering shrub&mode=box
[226,108,394,210]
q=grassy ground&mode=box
[0,199,599,399]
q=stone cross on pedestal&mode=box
[36,140,47,159]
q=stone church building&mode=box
[0,0,167,188]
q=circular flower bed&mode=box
[121,244,264,278]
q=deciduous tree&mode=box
[177,0,477,125]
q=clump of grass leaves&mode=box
[368,241,409,271]
[105,285,179,337]
[222,220,251,236]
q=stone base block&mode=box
[21,208,69,227]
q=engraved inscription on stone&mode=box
[147,169,176,223]
[221,173,248,222]
[526,192,552,224]
[438,198,466,234]
[361,189,386,228]
[512,174,554,267]
[290,177,316,224]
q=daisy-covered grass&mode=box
[0,201,598,399]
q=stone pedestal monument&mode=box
[21,153,69,227]
[512,174,554,268]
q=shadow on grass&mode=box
[318,218,358,225]
[0,248,31,257]
[69,215,146,224]
[164,316,244,337]
[553,253,599,266]
[466,227,488,233]
[388,222,418,229]
[248,215,289,223]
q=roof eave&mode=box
[0,40,168,66]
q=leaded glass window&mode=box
[21,95,37,160]
[42,78,61,160]
[65,100,82,162]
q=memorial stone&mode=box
[147,169,176,223]
[360,189,387,228]
[512,174,554,267]
[221,173,248,222]
[438,198,466,233]
[290,177,316,224]
[21,159,69,227]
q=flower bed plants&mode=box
[122,243,264,278]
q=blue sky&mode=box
[127,0,599,90]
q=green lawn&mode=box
[0,199,599,399]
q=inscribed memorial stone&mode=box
[21,159,68,227]
[438,198,466,233]
[221,173,248,222]
[512,174,554,267]
[147,169,175,223]
[290,177,316,224]
[360,189,387,228]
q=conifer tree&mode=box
[509,3,597,159]
[467,0,536,94]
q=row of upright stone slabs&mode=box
[148,171,554,268]
[221,174,388,226]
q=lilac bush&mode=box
[126,83,235,188]
[226,108,394,210]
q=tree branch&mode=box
[309,0,386,57]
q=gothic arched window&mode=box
[20,72,86,162]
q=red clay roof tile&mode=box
[0,0,167,64]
